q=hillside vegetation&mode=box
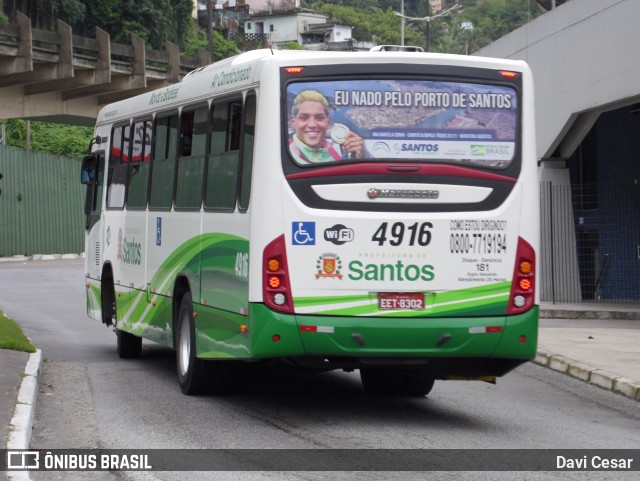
[1,0,543,156]
[303,0,542,54]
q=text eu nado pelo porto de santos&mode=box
[334,90,513,109]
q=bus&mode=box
[81,48,538,396]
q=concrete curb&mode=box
[539,308,640,321]
[7,349,41,481]
[534,350,640,402]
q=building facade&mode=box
[244,9,339,47]
[477,0,640,304]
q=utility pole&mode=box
[425,2,430,52]
[207,0,214,60]
[401,0,405,46]
[394,3,462,52]
[25,120,31,150]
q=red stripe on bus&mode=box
[285,163,517,183]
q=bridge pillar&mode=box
[166,42,181,84]
[0,11,32,76]
[56,20,73,79]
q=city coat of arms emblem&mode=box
[316,254,343,279]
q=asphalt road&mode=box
[1,259,639,481]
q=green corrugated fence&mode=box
[0,145,85,257]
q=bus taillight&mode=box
[263,235,293,313]
[507,237,536,315]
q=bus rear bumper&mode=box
[248,304,538,376]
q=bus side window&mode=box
[239,92,256,212]
[127,119,152,209]
[205,100,242,211]
[107,124,129,209]
[149,114,178,210]
[228,102,242,151]
[175,106,208,210]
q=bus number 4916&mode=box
[372,222,432,246]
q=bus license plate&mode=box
[378,293,425,310]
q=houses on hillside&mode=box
[195,0,376,51]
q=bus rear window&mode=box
[285,79,518,168]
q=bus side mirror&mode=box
[0,172,3,195]
[81,154,97,185]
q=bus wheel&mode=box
[398,370,435,397]
[176,293,208,395]
[116,328,142,359]
[101,280,116,326]
[360,368,402,395]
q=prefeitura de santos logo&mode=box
[316,254,343,279]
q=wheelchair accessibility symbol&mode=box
[292,222,316,245]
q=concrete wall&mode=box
[475,0,640,161]
[476,0,640,303]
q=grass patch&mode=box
[0,311,35,352]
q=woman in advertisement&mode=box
[289,90,366,163]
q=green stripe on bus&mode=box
[293,281,511,316]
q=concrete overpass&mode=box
[0,12,211,126]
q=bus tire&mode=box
[116,328,142,359]
[101,278,116,326]
[359,368,402,395]
[176,293,208,395]
[398,369,435,397]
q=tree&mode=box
[458,0,541,52]
[2,0,198,51]
[278,41,305,50]
[1,120,93,157]
[110,0,172,49]
[302,0,543,54]
[307,2,423,46]
[80,1,118,38]
[171,0,195,48]
[51,0,85,28]
[184,29,239,62]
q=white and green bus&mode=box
[82,48,538,396]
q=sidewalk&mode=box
[1,303,639,463]
[537,302,640,400]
